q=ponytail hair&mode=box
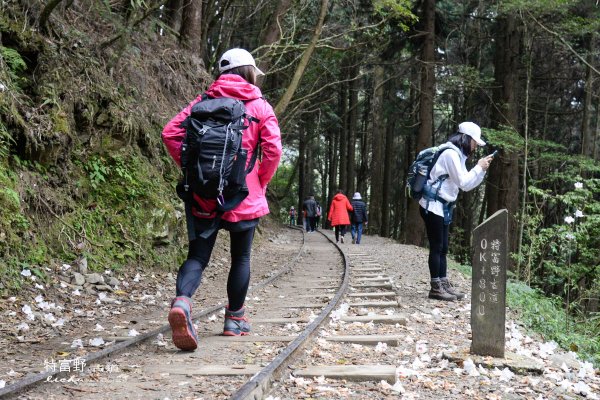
[449,133,473,157]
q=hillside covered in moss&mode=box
[0,1,213,293]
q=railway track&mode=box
[3,227,410,399]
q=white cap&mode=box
[352,192,362,200]
[458,121,485,146]
[218,48,264,76]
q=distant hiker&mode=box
[327,190,353,243]
[162,48,282,350]
[314,202,322,230]
[303,195,318,232]
[350,192,368,244]
[419,121,493,301]
[289,206,296,226]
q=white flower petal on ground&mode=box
[463,359,480,377]
[21,269,32,277]
[35,284,44,290]
[133,273,141,282]
[573,381,596,397]
[415,342,428,354]
[208,314,217,322]
[89,337,105,347]
[98,292,107,300]
[43,313,56,323]
[71,339,83,348]
[52,318,65,327]
[0,380,5,389]
[72,289,81,296]
[128,329,139,337]
[314,375,327,384]
[420,353,432,363]
[391,381,406,393]
[499,367,515,382]
[396,366,417,378]
[22,305,35,321]
[290,376,311,386]
[379,380,392,390]
[17,322,29,331]
[375,342,388,353]
[578,361,595,378]
[538,341,558,358]
[412,357,425,370]
[35,295,44,303]
[8,297,16,302]
[559,379,573,391]
[330,304,349,321]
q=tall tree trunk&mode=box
[327,129,339,228]
[338,72,348,192]
[369,64,385,234]
[180,0,202,53]
[381,116,394,237]
[274,0,328,116]
[486,14,521,261]
[404,0,435,245]
[346,63,359,194]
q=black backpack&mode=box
[406,145,454,200]
[177,95,259,215]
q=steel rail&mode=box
[230,229,350,400]
[0,226,306,398]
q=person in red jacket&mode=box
[327,190,353,243]
[162,48,282,351]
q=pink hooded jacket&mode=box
[162,74,282,222]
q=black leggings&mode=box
[334,225,347,242]
[419,207,449,279]
[176,227,255,311]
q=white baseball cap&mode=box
[458,121,486,146]
[218,48,265,76]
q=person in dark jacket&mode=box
[350,192,368,244]
[302,195,317,232]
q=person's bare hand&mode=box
[478,155,493,171]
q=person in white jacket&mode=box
[419,122,494,301]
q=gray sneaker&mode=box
[223,307,251,336]
[168,296,198,351]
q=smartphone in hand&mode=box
[489,150,498,158]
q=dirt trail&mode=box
[2,226,599,399]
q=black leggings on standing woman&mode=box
[176,227,255,312]
[419,206,449,279]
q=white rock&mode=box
[71,339,83,348]
[89,337,105,347]
[21,269,32,277]
[128,329,139,337]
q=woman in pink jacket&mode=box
[162,48,282,351]
[327,190,353,244]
